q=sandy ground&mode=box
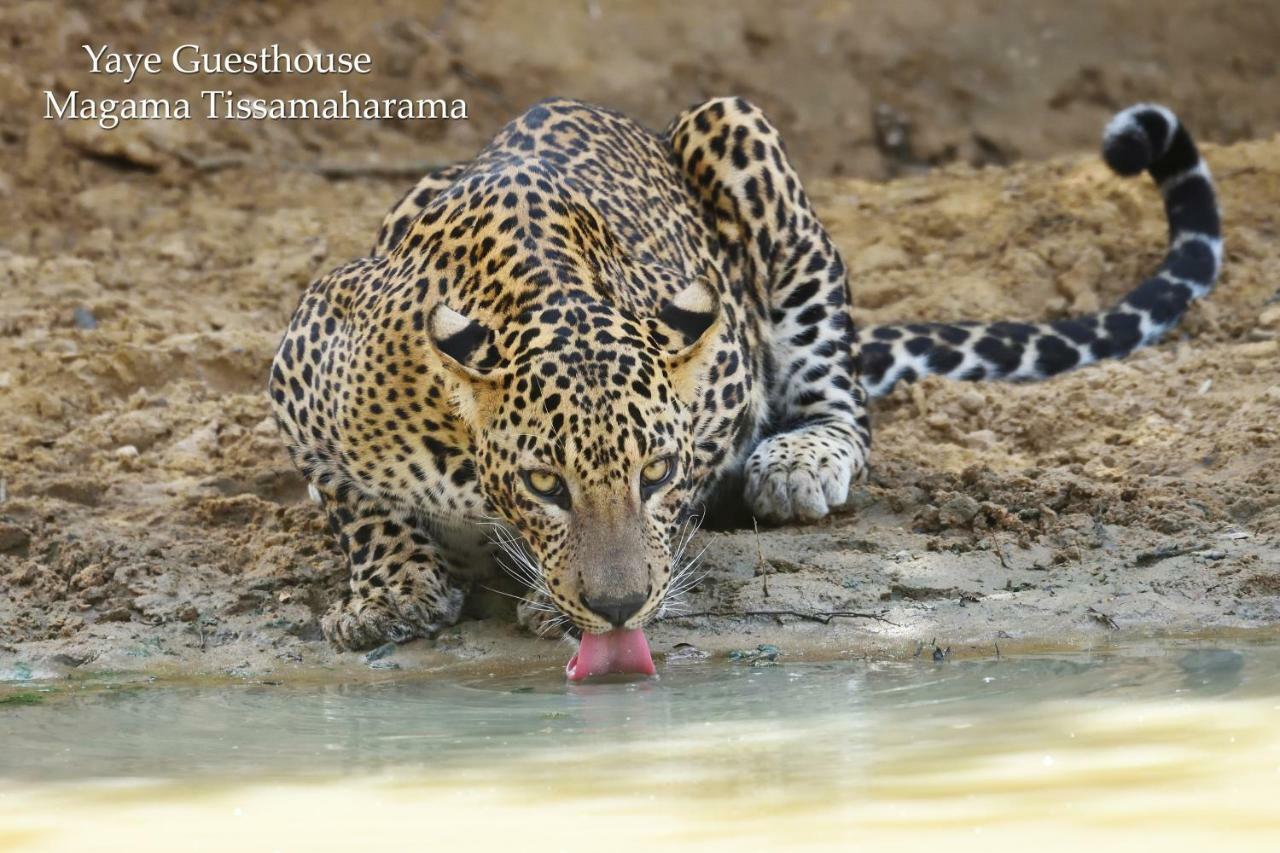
[1,0,1278,684]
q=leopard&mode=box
[269,97,1221,651]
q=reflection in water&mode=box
[1178,648,1246,695]
[2,642,1280,851]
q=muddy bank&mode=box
[5,0,1279,195]
[2,132,1278,683]
[1,0,1279,684]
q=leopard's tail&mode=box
[859,104,1222,399]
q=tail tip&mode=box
[1102,126,1152,176]
[1102,104,1178,177]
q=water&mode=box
[2,641,1279,851]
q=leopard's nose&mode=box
[582,593,646,628]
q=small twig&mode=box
[654,608,899,627]
[305,161,448,180]
[172,146,448,180]
[172,149,249,174]
[995,536,1011,570]
[1133,542,1201,567]
[753,517,770,598]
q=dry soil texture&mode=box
[1,0,1278,682]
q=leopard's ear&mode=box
[427,303,503,381]
[652,278,721,364]
[651,278,722,402]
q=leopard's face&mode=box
[474,336,700,634]
[424,277,721,634]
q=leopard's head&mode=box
[427,279,721,634]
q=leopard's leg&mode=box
[668,97,870,522]
[269,248,466,650]
[372,162,470,256]
[318,486,465,650]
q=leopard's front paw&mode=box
[322,586,463,651]
[516,591,568,639]
[744,430,865,523]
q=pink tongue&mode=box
[566,628,656,681]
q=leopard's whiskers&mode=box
[658,511,708,618]
[475,515,552,602]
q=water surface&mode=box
[2,641,1279,851]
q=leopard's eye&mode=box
[640,456,676,493]
[523,470,565,499]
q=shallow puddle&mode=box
[2,641,1279,851]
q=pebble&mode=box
[842,488,877,512]
[938,494,981,526]
[97,607,132,623]
[965,428,999,450]
[958,389,986,413]
[0,522,31,553]
[72,306,98,330]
